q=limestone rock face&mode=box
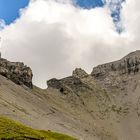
[47,76,90,94]
[47,69,88,93]
[0,58,33,88]
[91,50,140,79]
[90,50,140,114]
[72,68,88,78]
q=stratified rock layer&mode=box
[0,58,33,88]
[91,50,140,78]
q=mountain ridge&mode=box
[0,50,140,140]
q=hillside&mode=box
[0,50,140,140]
[0,116,77,140]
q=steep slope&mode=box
[90,50,140,140]
[0,50,140,140]
[0,73,107,140]
[0,116,77,140]
[47,50,140,140]
[0,74,81,139]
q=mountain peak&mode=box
[72,68,88,79]
[0,58,33,88]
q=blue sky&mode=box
[0,0,105,25]
[0,0,29,24]
[0,0,124,33]
[75,0,104,8]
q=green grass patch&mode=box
[0,116,78,140]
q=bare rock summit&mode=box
[0,58,33,88]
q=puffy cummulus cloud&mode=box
[0,0,139,88]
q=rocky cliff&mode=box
[48,51,140,91]
[0,58,33,88]
[91,50,140,78]
[91,50,140,96]
[47,68,90,95]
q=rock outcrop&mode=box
[47,50,140,96]
[47,76,90,94]
[47,68,90,94]
[91,50,140,79]
[0,58,33,88]
[72,68,88,78]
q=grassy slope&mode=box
[0,116,77,140]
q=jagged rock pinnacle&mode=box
[72,68,88,79]
[0,58,33,88]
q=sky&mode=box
[0,0,29,25]
[0,0,103,25]
[0,0,123,31]
[0,0,140,88]
[75,0,104,8]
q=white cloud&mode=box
[0,0,139,88]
